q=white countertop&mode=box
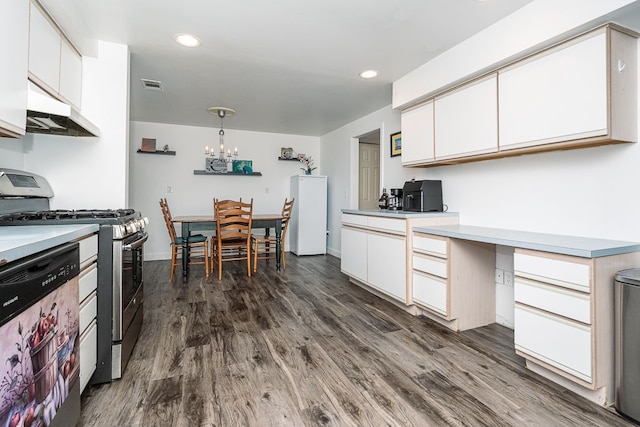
[413,224,640,258]
[0,224,99,265]
[342,209,459,219]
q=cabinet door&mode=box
[28,1,61,93]
[435,74,498,159]
[79,320,97,392]
[401,101,434,165]
[515,304,592,383]
[341,227,367,282]
[499,31,608,150]
[367,232,406,302]
[59,38,82,108]
[0,0,28,137]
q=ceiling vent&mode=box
[140,79,164,91]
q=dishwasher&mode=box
[0,242,80,427]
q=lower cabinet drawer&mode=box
[413,234,447,257]
[514,252,590,292]
[80,320,97,393]
[514,304,592,383]
[79,291,97,332]
[412,271,447,315]
[79,263,97,302]
[413,254,448,278]
[515,277,591,324]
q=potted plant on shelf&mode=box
[299,156,317,175]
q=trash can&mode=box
[615,268,640,423]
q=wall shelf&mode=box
[137,149,176,156]
[193,170,263,176]
[278,157,300,161]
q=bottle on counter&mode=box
[378,188,389,209]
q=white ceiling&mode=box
[39,0,549,136]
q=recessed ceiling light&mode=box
[174,33,200,48]
[359,70,379,79]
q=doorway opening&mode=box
[357,129,380,210]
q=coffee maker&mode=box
[388,188,403,210]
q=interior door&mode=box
[358,142,379,210]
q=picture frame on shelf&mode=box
[390,132,402,157]
[140,138,156,152]
[280,147,294,159]
[232,160,253,174]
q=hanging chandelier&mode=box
[205,107,238,162]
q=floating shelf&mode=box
[137,149,176,156]
[278,157,300,161]
[193,170,263,176]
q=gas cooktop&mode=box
[0,209,137,222]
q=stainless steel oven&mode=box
[111,229,147,379]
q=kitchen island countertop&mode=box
[0,224,99,264]
[342,209,459,219]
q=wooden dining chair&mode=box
[212,198,253,280]
[159,198,209,279]
[251,198,294,272]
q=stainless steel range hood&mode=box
[26,82,100,137]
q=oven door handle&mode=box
[123,232,148,250]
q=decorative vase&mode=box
[304,169,312,175]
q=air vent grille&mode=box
[140,79,164,91]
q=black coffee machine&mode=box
[388,188,403,210]
[402,180,443,212]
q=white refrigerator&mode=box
[289,175,327,255]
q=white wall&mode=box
[0,137,25,168]
[19,41,130,209]
[320,104,402,256]
[129,121,320,260]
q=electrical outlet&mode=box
[265,187,269,194]
[504,271,514,287]
[167,186,173,193]
[495,268,504,284]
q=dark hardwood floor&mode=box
[79,254,634,426]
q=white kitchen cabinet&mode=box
[515,304,592,382]
[0,0,29,137]
[341,214,407,303]
[28,0,83,108]
[434,74,498,160]
[411,233,495,331]
[59,38,83,108]
[513,247,640,404]
[28,1,61,93]
[340,226,367,283]
[401,101,434,165]
[341,212,459,305]
[514,250,595,384]
[74,233,98,393]
[367,231,406,301]
[499,25,637,151]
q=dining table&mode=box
[171,213,284,281]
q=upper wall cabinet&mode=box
[435,74,498,160]
[398,24,637,168]
[499,25,637,151]
[0,0,29,138]
[401,101,434,165]
[28,0,82,109]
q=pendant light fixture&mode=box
[204,107,237,161]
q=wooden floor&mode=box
[80,255,634,426]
